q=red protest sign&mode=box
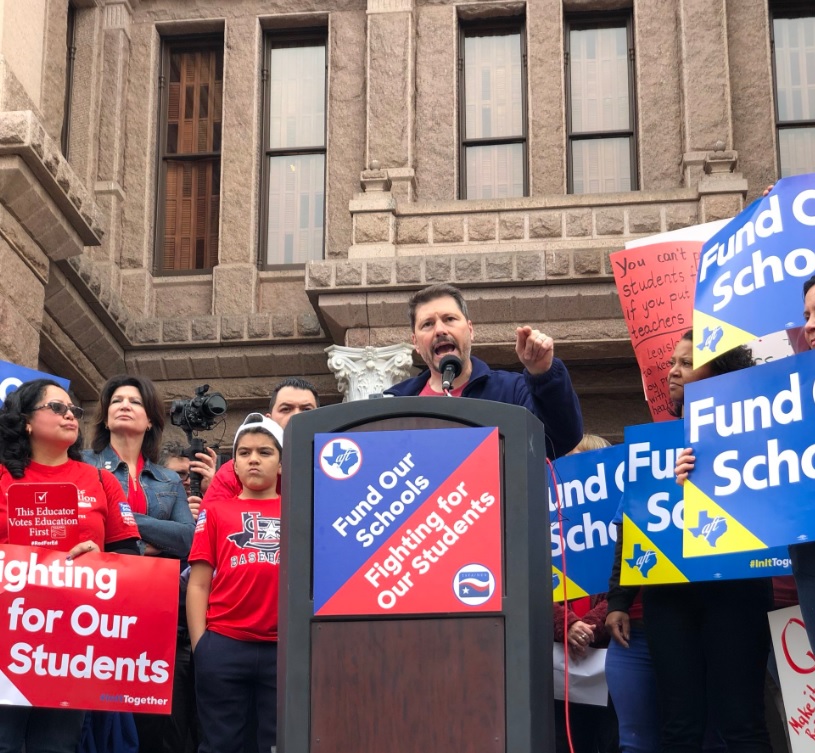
[0,545,178,713]
[611,241,702,420]
[6,483,81,550]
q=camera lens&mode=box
[202,393,227,418]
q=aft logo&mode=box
[227,512,281,556]
[454,564,495,607]
[625,543,657,577]
[319,438,362,480]
[696,326,723,354]
[689,511,728,547]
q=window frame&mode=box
[770,2,815,178]
[61,1,77,158]
[458,16,529,200]
[154,34,224,276]
[258,28,328,270]
[564,11,638,194]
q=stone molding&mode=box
[367,0,414,14]
[326,343,414,401]
[0,111,104,246]
[104,1,132,34]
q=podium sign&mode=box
[313,427,502,616]
[280,397,552,753]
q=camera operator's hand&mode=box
[191,447,217,495]
[187,495,202,523]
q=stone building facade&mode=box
[0,0,807,444]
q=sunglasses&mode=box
[33,401,85,419]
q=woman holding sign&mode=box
[0,379,140,753]
[654,332,773,753]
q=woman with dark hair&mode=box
[789,274,815,656]
[656,332,773,753]
[82,375,193,558]
[81,375,193,753]
[0,379,139,753]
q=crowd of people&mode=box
[0,280,810,753]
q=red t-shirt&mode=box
[0,460,139,550]
[419,380,466,397]
[188,495,281,642]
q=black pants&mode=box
[0,706,85,753]
[193,630,277,753]
[554,698,619,753]
[135,635,198,753]
[643,579,772,753]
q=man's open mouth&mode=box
[434,341,457,356]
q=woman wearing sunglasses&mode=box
[0,379,140,753]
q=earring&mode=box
[26,425,32,435]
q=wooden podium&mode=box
[279,396,553,753]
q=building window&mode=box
[459,20,528,200]
[565,15,637,194]
[772,7,815,177]
[61,1,77,157]
[156,38,223,273]
[261,32,326,266]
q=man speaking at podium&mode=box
[385,283,583,459]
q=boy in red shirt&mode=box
[186,414,283,753]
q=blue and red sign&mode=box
[313,427,502,616]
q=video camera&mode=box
[170,385,227,497]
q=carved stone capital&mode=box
[360,160,392,193]
[326,343,414,401]
[703,148,738,176]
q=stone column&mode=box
[678,0,734,187]
[365,0,416,202]
[326,343,414,401]
[93,0,131,295]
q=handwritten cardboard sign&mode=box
[611,241,703,420]
[769,605,815,752]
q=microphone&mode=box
[439,355,463,392]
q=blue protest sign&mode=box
[693,174,815,368]
[313,427,502,616]
[549,444,624,599]
[683,350,815,554]
[621,421,791,584]
[0,361,70,408]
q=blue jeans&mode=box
[790,542,815,650]
[606,627,660,753]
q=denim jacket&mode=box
[82,447,194,558]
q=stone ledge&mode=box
[0,111,104,245]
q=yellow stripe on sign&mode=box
[682,480,768,557]
[620,514,688,586]
[692,310,757,369]
[551,566,589,602]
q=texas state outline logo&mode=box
[318,437,363,480]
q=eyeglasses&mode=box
[33,401,85,419]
